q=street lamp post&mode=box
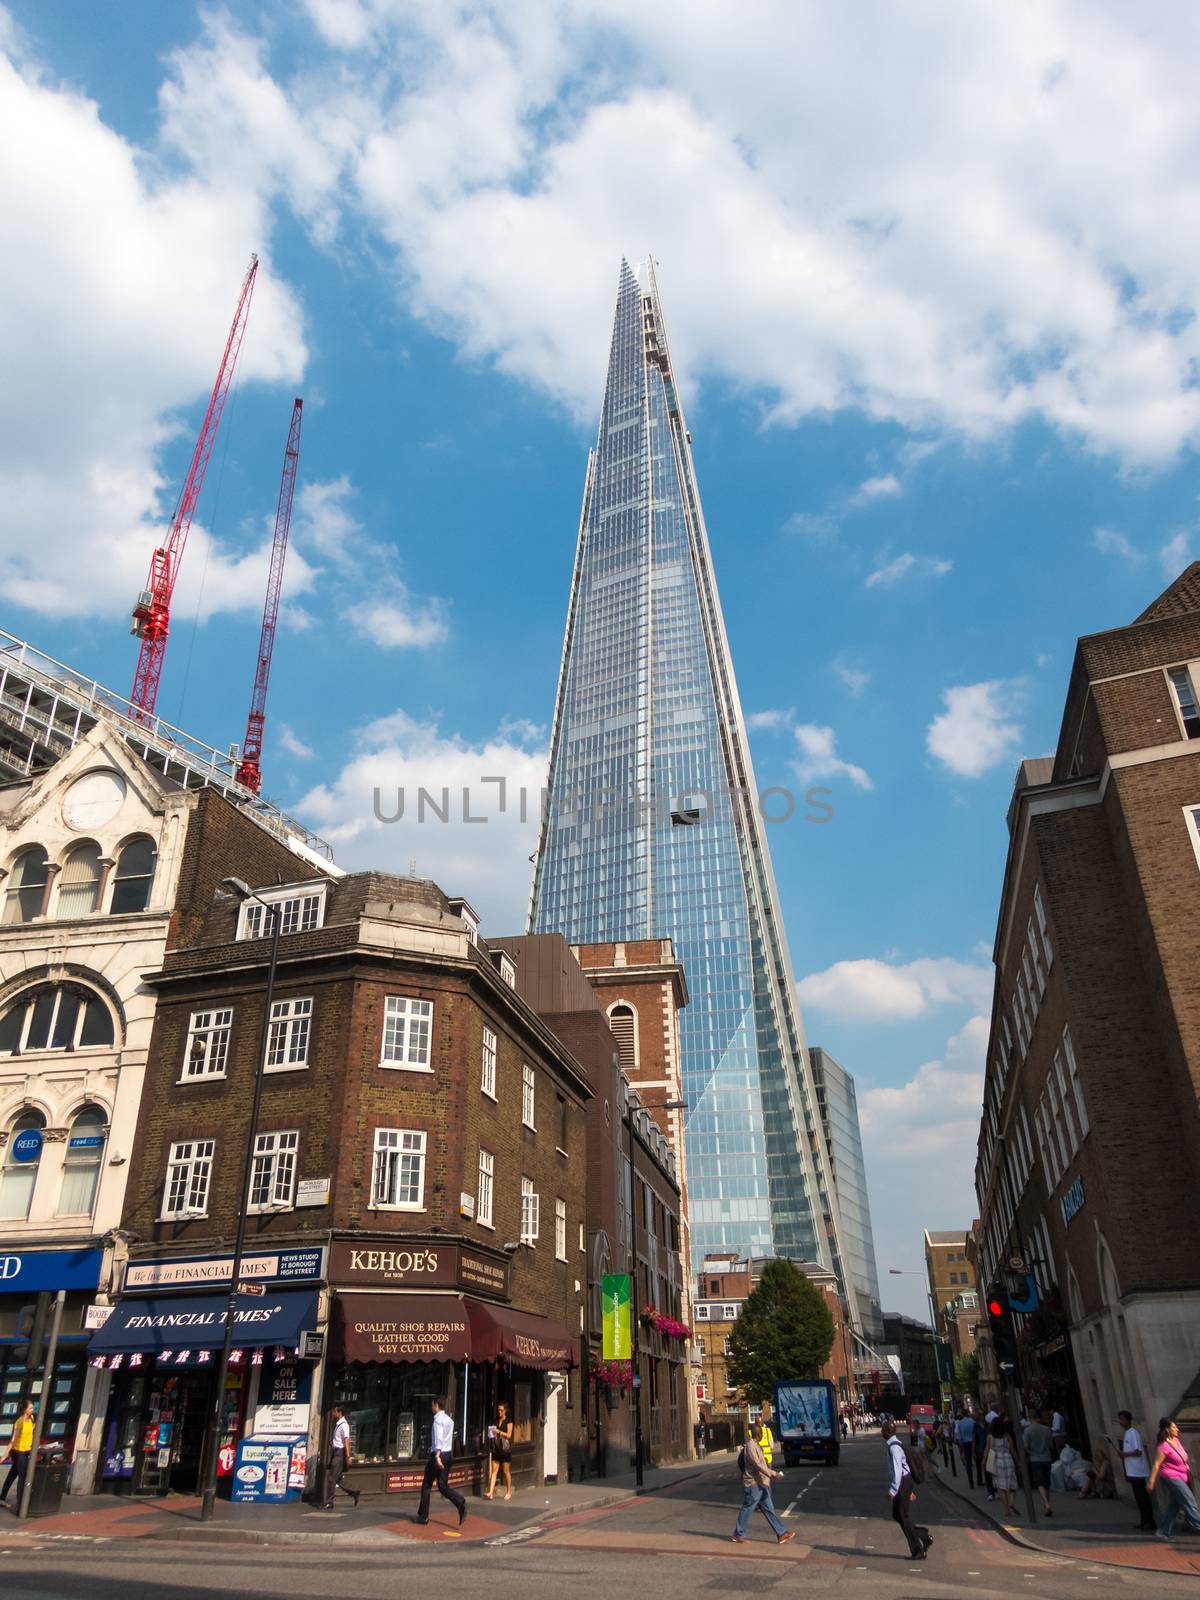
[625,1088,686,1491]
[888,1268,946,1402]
[199,878,282,1522]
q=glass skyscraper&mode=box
[810,1047,883,1343]
[530,259,847,1284]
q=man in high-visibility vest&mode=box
[757,1402,776,1468]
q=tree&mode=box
[954,1351,980,1400]
[725,1259,836,1403]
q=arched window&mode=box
[2,847,49,924]
[0,983,114,1055]
[0,1109,46,1220]
[110,837,156,915]
[58,1104,106,1216]
[608,1003,637,1075]
[58,842,103,919]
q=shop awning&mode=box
[465,1299,577,1370]
[334,1294,470,1364]
[87,1289,318,1355]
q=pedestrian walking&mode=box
[1023,1407,1054,1517]
[416,1397,467,1527]
[0,1402,35,1511]
[882,1420,931,1561]
[730,1432,795,1545]
[973,1412,993,1497]
[1114,1410,1156,1532]
[1147,1418,1200,1542]
[756,1402,777,1468]
[485,1400,513,1500]
[322,1405,360,1509]
[955,1411,977,1489]
[986,1419,1018,1517]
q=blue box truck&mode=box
[773,1379,840,1466]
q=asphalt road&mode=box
[0,1439,1186,1600]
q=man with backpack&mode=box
[731,1433,796,1546]
[883,1418,932,1561]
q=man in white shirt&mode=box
[883,1420,931,1561]
[1050,1409,1067,1456]
[1116,1410,1155,1532]
[416,1397,467,1526]
[323,1406,360,1509]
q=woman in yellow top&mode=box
[1,1400,35,1508]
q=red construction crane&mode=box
[236,397,303,794]
[130,254,259,720]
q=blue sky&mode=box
[4,1,1200,1320]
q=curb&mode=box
[931,1462,1193,1578]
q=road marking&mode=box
[485,1525,545,1547]
[783,1471,822,1515]
[967,1572,980,1577]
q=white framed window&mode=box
[477,1148,494,1228]
[497,952,516,988]
[481,1026,497,1099]
[579,1221,585,1253]
[520,1175,539,1244]
[1053,1048,1079,1152]
[249,1130,298,1212]
[1022,944,1040,1017]
[555,1197,567,1260]
[1033,884,1053,968]
[723,1303,737,1318]
[695,1304,710,1321]
[1061,1026,1090,1138]
[58,1105,107,1216]
[182,1009,232,1080]
[162,1139,214,1218]
[1026,918,1046,998]
[1016,971,1034,1045]
[381,995,433,1070]
[1167,664,1200,739]
[371,1128,426,1210]
[0,982,114,1055]
[1184,806,1200,872]
[266,997,312,1071]
[521,1063,536,1129]
[1011,995,1027,1056]
[240,884,326,940]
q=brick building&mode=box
[491,935,692,1467]
[0,714,326,1491]
[92,875,590,1500]
[974,565,1200,1469]
[923,1228,978,1358]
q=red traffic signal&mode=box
[987,1296,1003,1318]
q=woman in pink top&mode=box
[1147,1418,1200,1541]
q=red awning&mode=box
[465,1299,577,1370]
[335,1294,470,1364]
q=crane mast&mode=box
[236,397,303,794]
[130,255,259,720]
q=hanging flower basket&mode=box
[593,1359,634,1391]
[640,1309,692,1342]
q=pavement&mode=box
[0,1451,721,1548]
[930,1447,1200,1578]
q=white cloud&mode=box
[278,725,315,759]
[865,552,953,589]
[798,956,992,1022]
[746,708,792,731]
[297,709,548,930]
[1092,525,1141,562]
[790,722,872,791]
[851,472,902,504]
[859,1016,987,1299]
[348,596,448,648]
[1160,528,1194,579]
[832,657,871,697]
[926,680,1024,779]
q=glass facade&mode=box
[531,260,846,1284]
[810,1047,883,1342]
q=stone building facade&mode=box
[974,565,1200,1469]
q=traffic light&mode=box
[986,1282,1017,1371]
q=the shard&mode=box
[530,260,847,1284]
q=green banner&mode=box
[602,1273,631,1360]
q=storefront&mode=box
[325,1236,577,1496]
[0,1245,106,1467]
[87,1246,323,1497]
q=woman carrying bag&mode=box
[485,1401,514,1501]
[986,1419,1018,1517]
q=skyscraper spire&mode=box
[531,260,847,1287]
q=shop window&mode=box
[3,847,49,924]
[0,1109,45,1219]
[109,837,157,915]
[0,982,114,1055]
[513,1381,532,1445]
[329,1361,442,1464]
[58,842,103,919]
[57,1105,106,1216]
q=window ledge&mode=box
[369,1201,427,1213]
[157,1212,208,1224]
[177,1073,228,1086]
[481,1087,498,1103]
[477,1218,496,1232]
[522,1120,537,1133]
[379,1062,434,1074]
[555,1147,568,1159]
[264,1063,310,1075]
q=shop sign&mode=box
[253,1351,313,1438]
[0,1247,103,1292]
[339,1296,471,1363]
[329,1238,508,1299]
[295,1178,331,1208]
[231,1440,295,1503]
[85,1303,114,1330]
[11,1128,43,1163]
[124,1247,324,1291]
[602,1274,631,1361]
[1060,1175,1086,1228]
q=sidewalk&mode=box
[932,1456,1200,1578]
[0,1452,729,1550]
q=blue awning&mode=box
[88,1289,318,1355]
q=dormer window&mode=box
[238,883,326,939]
[497,953,516,988]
